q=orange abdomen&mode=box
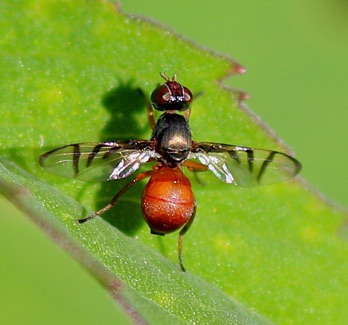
[141,166,195,234]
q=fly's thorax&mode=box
[152,113,192,164]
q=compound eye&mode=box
[151,81,193,112]
[181,86,193,109]
[151,84,171,111]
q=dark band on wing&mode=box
[246,149,254,173]
[257,150,276,183]
[72,144,81,177]
[102,145,123,160]
[228,150,241,164]
[85,141,154,169]
[86,143,107,167]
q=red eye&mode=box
[151,81,193,112]
[151,84,171,111]
[182,86,193,104]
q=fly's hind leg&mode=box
[78,170,153,224]
[178,204,197,272]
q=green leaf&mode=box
[1,0,348,324]
[0,158,272,325]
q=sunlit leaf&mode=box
[1,1,348,324]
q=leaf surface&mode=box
[1,1,348,324]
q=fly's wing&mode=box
[190,142,301,187]
[39,141,159,182]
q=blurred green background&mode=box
[1,0,347,324]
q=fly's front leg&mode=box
[147,98,157,131]
[78,170,153,224]
[183,107,191,120]
[178,204,197,272]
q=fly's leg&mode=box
[78,170,153,224]
[147,98,157,131]
[178,204,197,272]
[183,160,208,186]
[183,107,191,120]
[183,90,204,120]
[182,160,208,172]
[176,160,206,270]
